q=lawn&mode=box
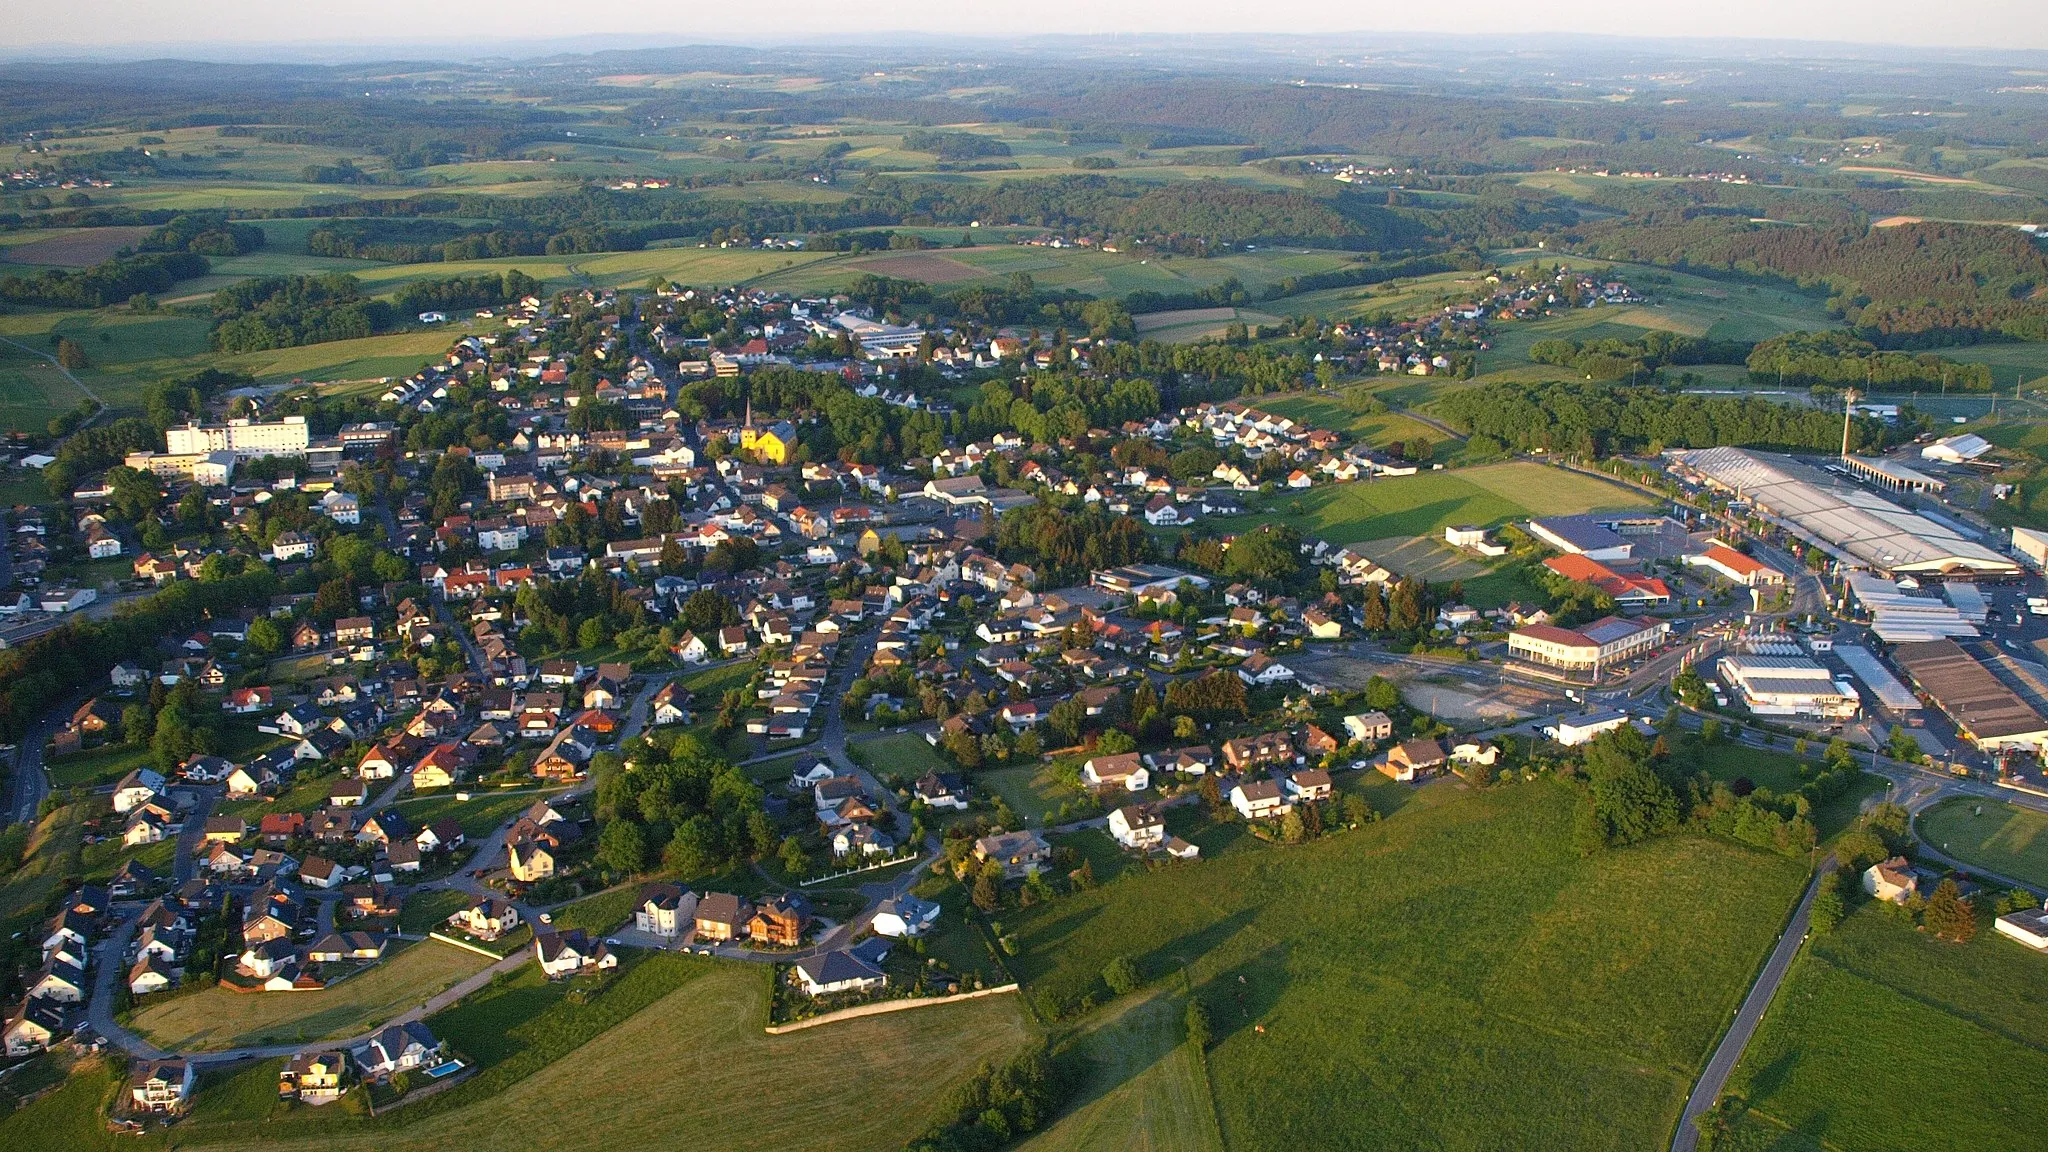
[1259,388,1462,460]
[1717,901,2048,1152]
[1201,460,1652,546]
[1915,796,2048,888]
[0,803,85,931]
[848,730,950,781]
[1005,781,1810,1152]
[395,789,554,840]
[547,885,639,936]
[978,762,1076,828]
[128,939,492,1052]
[1675,744,1889,840]
[0,1057,136,1152]
[45,741,153,790]
[1022,984,1224,1152]
[177,962,1039,1152]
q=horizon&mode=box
[8,4,2048,59]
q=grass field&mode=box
[548,885,639,937]
[178,961,1039,1152]
[0,226,155,267]
[848,730,951,780]
[1915,796,2048,887]
[1257,387,1460,460]
[1201,460,1652,545]
[1676,744,1889,840]
[128,939,491,1052]
[1130,306,1284,345]
[394,789,555,840]
[979,762,1077,828]
[46,741,152,790]
[1005,782,1810,1152]
[0,804,85,931]
[1718,901,2048,1152]
[1022,985,1224,1152]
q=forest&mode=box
[1434,379,1899,457]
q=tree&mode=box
[1809,872,1844,934]
[779,835,810,878]
[55,337,89,370]
[1923,878,1977,942]
[1102,956,1140,996]
[245,617,283,657]
[1184,999,1212,1050]
[1172,714,1198,740]
[1364,675,1401,713]
[1279,809,1307,844]
[972,870,1001,912]
[596,818,648,874]
[121,703,152,746]
[1095,729,1136,755]
[681,589,738,635]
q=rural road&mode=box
[0,332,104,423]
[1670,853,1835,1152]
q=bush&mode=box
[1102,956,1139,996]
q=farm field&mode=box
[179,961,1039,1152]
[1717,901,2048,1152]
[128,939,492,1052]
[0,341,92,433]
[1130,306,1283,344]
[0,226,154,267]
[1005,782,1810,1152]
[1022,985,1224,1152]
[1201,460,1652,545]
[1915,797,2048,888]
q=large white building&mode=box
[1507,616,1670,674]
[1715,654,1861,719]
[166,417,311,460]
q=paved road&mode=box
[1671,854,1835,1152]
[6,692,76,825]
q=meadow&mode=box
[1003,781,1811,1152]
[127,938,491,1052]
[1022,984,1225,1152]
[1915,796,2048,888]
[173,961,1038,1152]
[1718,901,2048,1151]
[1199,459,1653,545]
[1258,387,1462,460]
[847,730,951,779]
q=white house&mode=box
[1229,778,1292,820]
[1081,753,1150,792]
[111,767,166,815]
[633,884,698,938]
[792,950,887,997]
[1995,905,2048,951]
[870,895,941,939]
[1108,803,1167,851]
[1542,709,1635,748]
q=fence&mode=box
[763,984,1019,1034]
[798,852,919,887]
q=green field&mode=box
[1676,745,1890,840]
[175,962,1038,1152]
[394,789,557,841]
[1201,459,1653,545]
[848,730,951,780]
[1258,387,1461,460]
[128,939,491,1052]
[1023,985,1224,1152]
[1915,797,2048,888]
[978,762,1077,828]
[1005,782,1810,1152]
[45,741,153,790]
[1718,901,2048,1151]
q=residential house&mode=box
[1230,778,1292,820]
[1108,803,1167,851]
[693,892,753,942]
[792,949,887,998]
[633,883,698,938]
[974,830,1051,879]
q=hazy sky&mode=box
[15,0,2048,53]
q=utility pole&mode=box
[1841,388,1859,461]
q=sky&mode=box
[13,0,2048,55]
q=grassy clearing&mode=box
[1916,796,2048,888]
[1201,460,1651,545]
[1719,901,2048,1152]
[548,885,639,937]
[0,803,86,930]
[978,763,1075,828]
[394,789,553,840]
[1258,387,1460,460]
[0,1057,135,1152]
[128,939,491,1052]
[848,730,950,780]
[185,961,1039,1152]
[1023,985,1223,1152]
[1007,782,1809,1152]
[1676,744,1888,840]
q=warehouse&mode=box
[1527,515,1633,562]
[1715,654,1860,719]
[1891,639,2048,753]
[1507,616,1670,674]
[1670,447,2018,579]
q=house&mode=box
[535,929,616,978]
[792,949,887,997]
[748,893,811,947]
[353,1022,441,1080]
[298,855,342,889]
[4,995,70,1056]
[1343,711,1393,744]
[111,766,166,814]
[415,818,465,854]
[1237,653,1296,685]
[1108,803,1167,850]
[1863,856,1919,904]
[307,932,386,962]
[507,837,557,883]
[449,898,521,941]
[128,955,176,996]
[1081,752,1150,792]
[1381,738,1448,782]
[650,681,691,726]
[693,892,753,942]
[1542,709,1634,748]
[279,1050,350,1103]
[1229,778,1292,820]
[633,883,698,938]
[27,960,87,1004]
[1223,731,1296,772]
[914,771,969,810]
[833,823,896,859]
[871,894,942,939]
[327,778,368,807]
[1285,768,1334,803]
[202,815,247,843]
[129,1059,197,1114]
[974,830,1051,879]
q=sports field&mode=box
[1717,901,2048,1152]
[1915,797,2048,888]
[1201,460,1652,544]
[182,962,1038,1152]
[129,939,491,1052]
[1005,782,1810,1152]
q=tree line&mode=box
[1434,379,1893,457]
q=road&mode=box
[1671,854,1835,1152]
[6,691,76,825]
[0,333,104,426]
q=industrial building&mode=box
[1922,433,1991,465]
[166,417,312,459]
[1542,554,1671,607]
[1715,654,1860,719]
[2015,527,2048,570]
[1684,543,1786,587]
[1670,447,2019,579]
[1891,639,2048,754]
[1526,515,1633,562]
[1845,573,1979,643]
